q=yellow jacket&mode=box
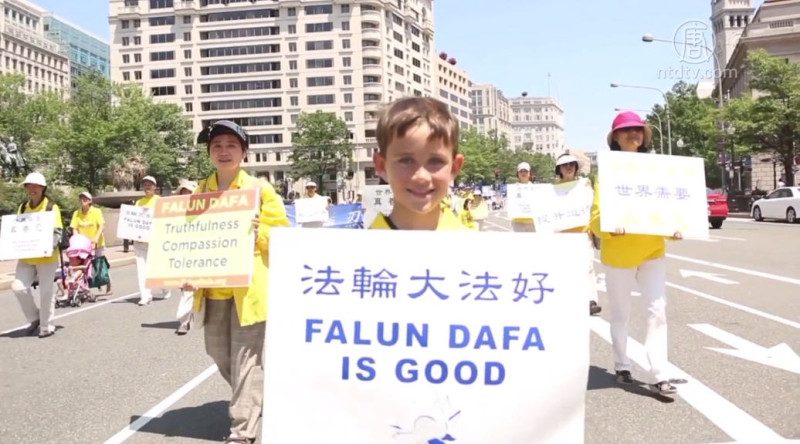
[192,169,290,326]
[590,182,665,268]
[18,197,63,266]
[370,207,466,230]
[71,206,106,247]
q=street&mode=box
[1,214,798,443]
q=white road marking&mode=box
[679,269,738,285]
[590,317,784,441]
[710,235,747,242]
[667,253,800,286]
[104,364,219,444]
[1,291,139,335]
[689,323,800,374]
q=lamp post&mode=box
[610,83,672,155]
[615,107,664,154]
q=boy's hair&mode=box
[376,97,459,156]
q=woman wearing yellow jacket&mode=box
[192,120,289,444]
[591,112,682,397]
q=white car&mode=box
[751,186,800,223]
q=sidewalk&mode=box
[0,245,136,291]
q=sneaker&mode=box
[224,437,254,444]
[175,320,190,336]
[38,329,55,339]
[24,320,40,336]
[137,299,151,306]
[615,370,634,384]
[589,301,602,316]
[649,380,677,395]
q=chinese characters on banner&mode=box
[116,204,154,242]
[505,183,537,219]
[264,229,591,443]
[598,151,709,239]
[144,189,259,289]
[363,184,394,228]
[293,196,329,224]
[527,178,594,233]
[0,211,55,260]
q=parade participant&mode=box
[71,191,111,294]
[299,181,328,228]
[134,175,167,306]
[469,189,489,231]
[590,111,682,396]
[192,120,289,443]
[555,154,602,316]
[511,162,536,232]
[370,97,466,230]
[171,179,198,335]
[11,172,63,338]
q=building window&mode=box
[134,70,142,80]
[307,76,334,87]
[122,37,130,46]
[290,96,298,106]
[341,21,350,31]
[342,39,350,49]
[200,44,280,58]
[394,48,403,59]
[185,102,193,112]
[290,78,298,88]
[288,24,296,34]
[151,86,176,96]
[343,93,352,103]
[150,33,176,44]
[148,16,175,26]
[121,20,129,29]
[306,22,333,33]
[290,114,298,124]
[184,49,191,59]
[184,67,192,76]
[133,19,141,28]
[289,60,297,70]
[308,94,335,105]
[150,68,176,79]
[287,7,296,16]
[341,4,350,13]
[150,0,173,8]
[183,32,191,41]
[183,15,191,24]
[342,56,351,67]
[275,151,281,161]
[199,27,279,40]
[306,58,333,69]
[304,5,332,14]
[289,42,297,52]
[122,54,130,63]
[306,40,333,50]
[134,36,141,45]
[185,84,193,94]
[343,75,351,85]
[393,31,403,42]
[134,53,142,62]
[123,71,131,81]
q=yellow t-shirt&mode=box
[370,207,467,230]
[18,197,63,265]
[135,195,159,208]
[70,206,106,247]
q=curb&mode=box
[0,256,136,292]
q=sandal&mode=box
[650,380,677,395]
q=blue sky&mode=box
[34,0,763,152]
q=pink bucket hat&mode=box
[607,111,653,148]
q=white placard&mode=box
[116,204,154,242]
[264,229,591,443]
[0,211,55,260]
[505,183,537,219]
[527,178,594,233]
[363,184,394,228]
[294,197,330,223]
[598,151,709,239]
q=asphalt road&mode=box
[0,214,798,443]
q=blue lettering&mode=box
[523,327,545,351]
[407,323,428,347]
[485,362,505,385]
[474,326,497,350]
[454,361,478,384]
[425,360,448,384]
[305,318,323,343]
[325,320,347,344]
[449,324,469,348]
[341,356,350,380]
[353,321,371,345]
[503,326,520,350]
[356,357,376,381]
[396,358,418,383]
[377,322,398,346]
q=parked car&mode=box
[751,186,800,223]
[707,188,729,229]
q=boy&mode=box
[371,97,466,230]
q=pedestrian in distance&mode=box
[190,120,289,444]
[134,175,168,306]
[11,172,63,338]
[71,191,111,295]
[370,97,467,231]
[590,111,682,396]
[171,179,198,336]
[511,162,537,232]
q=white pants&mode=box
[12,261,59,333]
[173,288,194,326]
[605,257,668,383]
[134,243,165,303]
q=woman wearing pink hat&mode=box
[590,111,682,396]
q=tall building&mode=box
[508,95,565,157]
[0,0,70,95]
[470,83,511,141]
[711,0,756,70]
[109,0,436,201]
[43,14,110,84]
[434,51,471,130]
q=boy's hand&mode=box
[251,217,260,245]
[672,231,683,240]
[181,283,196,292]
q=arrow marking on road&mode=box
[679,269,738,285]
[689,323,800,375]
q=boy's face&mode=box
[373,123,463,216]
[209,133,246,173]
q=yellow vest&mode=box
[135,194,159,208]
[71,206,106,247]
[18,197,63,266]
[370,207,467,230]
[192,169,290,326]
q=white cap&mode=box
[79,191,92,200]
[22,172,47,187]
[306,181,317,188]
[142,175,157,185]
[176,179,197,193]
[473,189,483,196]
[517,162,531,172]
[556,154,579,167]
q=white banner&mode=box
[598,151,709,239]
[0,211,55,260]
[528,178,594,233]
[116,204,154,242]
[294,197,329,224]
[505,183,537,219]
[363,185,394,228]
[264,229,591,443]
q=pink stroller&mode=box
[55,234,96,308]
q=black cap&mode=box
[197,120,249,151]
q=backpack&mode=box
[19,198,71,250]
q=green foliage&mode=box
[0,179,79,220]
[289,111,353,193]
[723,49,800,186]
[457,129,556,185]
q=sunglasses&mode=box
[617,127,644,133]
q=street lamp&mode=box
[615,107,664,154]
[611,83,672,155]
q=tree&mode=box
[724,49,800,187]
[289,111,353,193]
[456,129,556,185]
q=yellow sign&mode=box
[145,189,259,288]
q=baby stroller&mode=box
[55,234,96,308]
